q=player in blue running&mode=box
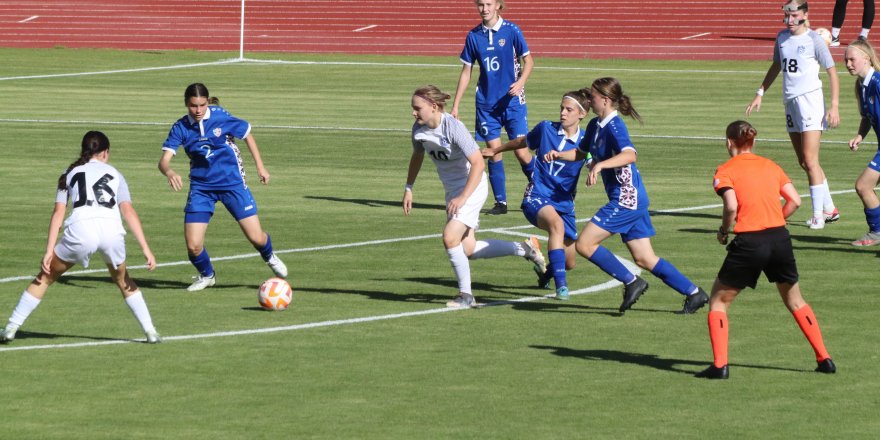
[158,83,287,292]
[546,78,708,314]
[483,90,591,300]
[452,0,535,216]
[843,38,880,246]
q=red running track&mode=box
[0,0,857,61]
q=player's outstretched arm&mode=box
[158,150,183,192]
[41,202,66,274]
[243,134,270,185]
[403,149,425,216]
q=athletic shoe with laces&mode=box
[830,36,841,47]
[446,293,476,309]
[486,201,508,215]
[187,274,216,292]
[823,208,840,223]
[676,288,709,314]
[852,231,880,246]
[267,253,288,278]
[620,276,648,313]
[145,330,162,344]
[695,364,729,379]
[0,324,19,343]
[522,236,547,274]
[555,286,570,301]
[535,266,553,289]
[805,215,825,230]
[815,358,837,374]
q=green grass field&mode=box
[0,47,877,439]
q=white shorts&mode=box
[784,89,826,133]
[54,218,127,269]
[446,173,489,230]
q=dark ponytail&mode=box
[57,131,110,191]
[185,82,219,105]
[725,120,757,149]
[588,77,642,124]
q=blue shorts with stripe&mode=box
[590,203,655,242]
[184,186,258,223]
[521,195,578,241]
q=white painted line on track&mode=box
[681,32,710,40]
[353,25,377,32]
[18,15,39,23]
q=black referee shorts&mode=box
[717,226,799,289]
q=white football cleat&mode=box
[267,254,288,278]
[145,330,162,344]
[522,236,547,274]
[0,324,20,343]
[187,274,216,292]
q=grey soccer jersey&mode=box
[411,113,482,196]
[773,29,836,101]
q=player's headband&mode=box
[413,93,436,106]
[563,95,586,112]
[782,2,807,13]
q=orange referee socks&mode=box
[792,304,831,362]
[707,310,729,367]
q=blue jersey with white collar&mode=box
[459,17,530,111]
[859,69,880,146]
[162,105,252,190]
[578,113,649,210]
[524,120,586,213]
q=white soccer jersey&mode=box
[412,113,484,197]
[774,29,836,101]
[56,159,131,229]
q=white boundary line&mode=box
[353,25,378,32]
[681,32,711,40]
[18,15,39,23]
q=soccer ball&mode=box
[815,28,832,46]
[259,278,292,311]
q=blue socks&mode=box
[487,159,507,204]
[257,233,274,261]
[521,156,535,182]
[548,248,567,289]
[866,206,880,232]
[650,258,697,296]
[189,248,214,277]
[587,245,636,284]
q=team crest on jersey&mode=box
[498,39,506,47]
[213,127,222,138]
[797,45,806,55]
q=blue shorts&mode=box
[590,204,655,242]
[474,104,529,142]
[868,150,880,172]
[522,196,578,241]
[184,186,258,223]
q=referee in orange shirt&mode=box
[696,121,836,379]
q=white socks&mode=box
[8,290,41,327]
[809,184,824,217]
[470,239,522,259]
[447,245,471,295]
[822,179,835,212]
[124,290,156,333]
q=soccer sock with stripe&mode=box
[470,239,520,259]
[865,205,880,232]
[650,258,698,296]
[587,245,636,284]
[792,303,831,362]
[521,156,535,181]
[548,248,567,289]
[447,244,472,295]
[708,310,729,368]
[257,233,274,261]
[487,159,507,204]
[124,290,156,333]
[189,248,214,277]
[8,290,41,327]
[822,179,835,212]
[809,184,824,218]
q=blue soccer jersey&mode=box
[459,18,530,111]
[162,105,251,190]
[525,120,586,213]
[859,68,880,143]
[578,112,649,210]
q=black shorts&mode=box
[717,227,799,289]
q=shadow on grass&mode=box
[531,345,805,375]
[304,195,444,210]
[54,275,254,292]
[649,210,718,220]
[5,330,138,343]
